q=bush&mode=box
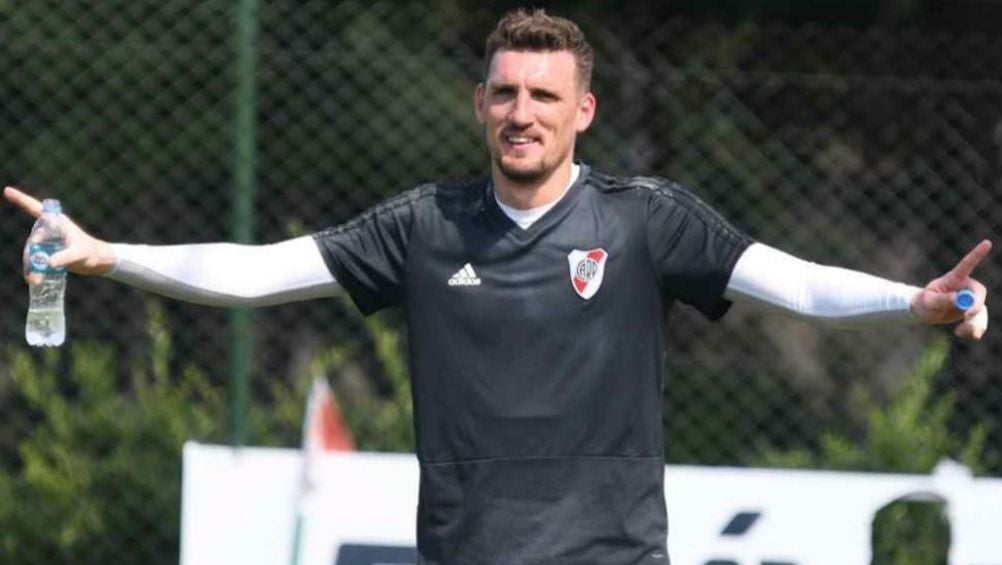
[0,301,226,564]
[756,335,992,565]
[0,298,415,564]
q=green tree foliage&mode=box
[251,307,415,453]
[757,336,991,473]
[0,297,413,564]
[756,336,992,565]
[334,313,414,452]
[0,302,224,563]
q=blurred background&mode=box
[1,0,999,563]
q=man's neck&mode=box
[492,161,575,211]
[494,164,581,230]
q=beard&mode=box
[485,127,573,187]
[492,140,570,186]
[496,155,547,184]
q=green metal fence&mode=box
[1,2,1000,563]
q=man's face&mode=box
[475,49,596,185]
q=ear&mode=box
[474,83,486,124]
[575,91,596,133]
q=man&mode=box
[5,8,990,564]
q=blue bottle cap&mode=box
[955,289,976,311]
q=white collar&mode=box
[494,164,581,230]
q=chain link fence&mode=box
[1,1,1000,563]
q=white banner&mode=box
[180,442,1002,565]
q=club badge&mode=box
[567,248,608,300]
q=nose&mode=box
[508,91,532,127]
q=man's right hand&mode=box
[5,186,118,277]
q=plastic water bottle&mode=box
[25,199,67,347]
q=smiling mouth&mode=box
[503,134,539,148]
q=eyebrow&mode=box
[488,82,563,99]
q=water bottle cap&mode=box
[42,199,62,214]
[955,289,976,311]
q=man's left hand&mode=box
[911,239,992,340]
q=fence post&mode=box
[229,0,260,447]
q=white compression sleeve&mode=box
[724,243,922,326]
[105,236,338,307]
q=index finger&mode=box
[4,186,44,219]
[950,239,993,281]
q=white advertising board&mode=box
[180,442,1002,565]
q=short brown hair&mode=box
[484,8,594,90]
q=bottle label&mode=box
[28,243,66,275]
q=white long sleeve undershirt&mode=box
[107,234,922,326]
[725,243,920,326]
[107,236,338,307]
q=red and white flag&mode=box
[291,377,354,565]
[301,376,354,462]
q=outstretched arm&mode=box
[107,239,337,306]
[725,241,990,340]
[5,186,338,307]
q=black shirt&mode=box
[313,164,752,564]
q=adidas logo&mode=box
[448,263,481,286]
